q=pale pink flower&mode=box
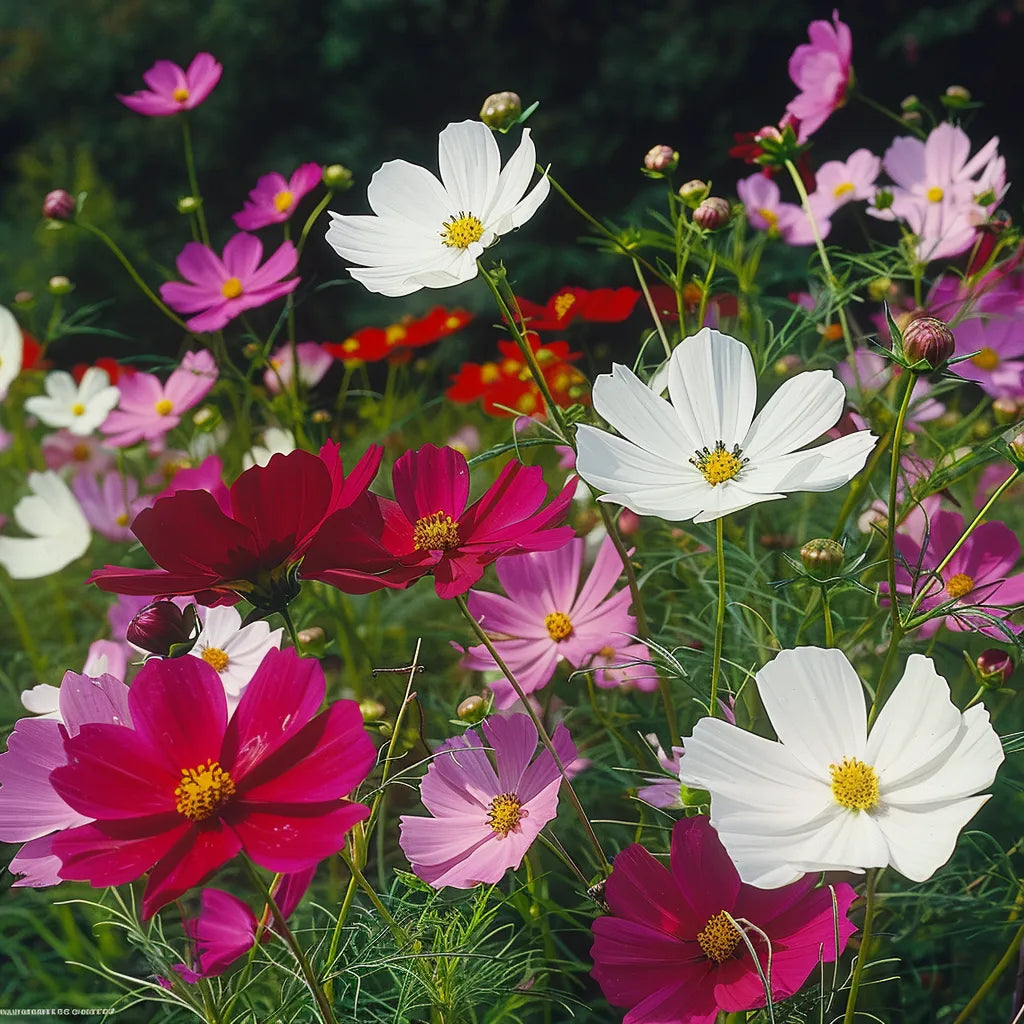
[813,148,881,217]
[71,472,148,542]
[117,53,222,117]
[263,342,333,394]
[736,174,830,245]
[20,641,129,720]
[101,350,218,449]
[588,638,658,692]
[786,11,853,142]
[234,163,323,230]
[160,233,299,333]
[637,737,686,809]
[837,348,945,428]
[42,431,116,475]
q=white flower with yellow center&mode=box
[24,368,120,436]
[189,605,283,705]
[0,305,24,401]
[325,120,550,296]
[680,647,1004,888]
[575,328,877,523]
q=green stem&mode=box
[709,517,727,718]
[822,586,835,648]
[632,258,671,360]
[830,421,893,540]
[279,606,303,651]
[842,869,879,1024]
[951,892,1024,1023]
[297,190,335,259]
[854,90,927,139]
[340,850,409,945]
[181,115,210,246]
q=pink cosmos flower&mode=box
[588,637,659,692]
[42,430,117,475]
[101,350,218,449]
[160,233,299,333]
[736,174,829,245]
[50,649,376,919]
[0,671,131,887]
[812,148,881,218]
[591,816,856,1024]
[461,535,645,707]
[263,341,333,394]
[117,53,222,117]
[837,348,945,429]
[785,11,853,143]
[637,737,686,809]
[883,509,1024,638]
[234,163,323,231]
[71,472,147,542]
[399,713,576,888]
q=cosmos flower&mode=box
[735,174,830,246]
[117,53,222,117]
[233,163,323,231]
[263,342,333,395]
[575,328,876,524]
[812,149,881,217]
[0,305,24,401]
[24,368,120,436]
[325,120,550,296]
[680,647,1004,887]
[71,472,147,542]
[785,11,853,143]
[189,605,284,705]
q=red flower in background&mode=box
[72,358,136,386]
[513,286,640,331]
[325,306,472,367]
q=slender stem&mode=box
[854,90,928,139]
[341,849,409,944]
[279,606,303,651]
[455,594,609,872]
[298,190,335,259]
[632,258,671,360]
[950,921,1024,1022]
[822,586,835,648]
[842,869,879,1024]
[830,421,893,540]
[181,115,210,246]
[709,518,727,718]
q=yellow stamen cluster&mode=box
[385,325,408,346]
[553,293,576,321]
[971,347,1000,370]
[759,207,779,230]
[544,611,573,642]
[833,182,855,199]
[926,186,944,203]
[945,572,974,600]
[172,87,191,103]
[71,403,86,417]
[413,511,461,551]
[440,212,485,249]
[696,910,742,963]
[221,277,244,300]
[690,441,746,486]
[175,759,236,821]
[201,647,230,673]
[829,756,880,811]
[154,399,174,416]
[487,792,523,835]
[273,189,294,213]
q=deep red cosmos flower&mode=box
[324,306,473,367]
[49,649,375,920]
[303,444,576,599]
[88,442,383,610]
[513,287,640,331]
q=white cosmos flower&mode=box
[325,119,550,296]
[24,367,120,436]
[575,328,877,523]
[242,426,296,470]
[0,472,91,579]
[189,605,283,704]
[680,647,1004,888]
[0,305,24,401]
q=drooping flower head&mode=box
[325,120,550,296]
[399,713,576,888]
[50,649,376,919]
[233,163,323,231]
[160,233,299,333]
[575,328,876,524]
[680,647,1004,888]
[117,53,222,117]
[591,816,857,1024]
[785,11,853,143]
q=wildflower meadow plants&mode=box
[3,15,1024,1024]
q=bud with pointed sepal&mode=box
[127,601,200,657]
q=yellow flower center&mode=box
[71,443,91,461]
[516,392,540,414]
[221,277,244,300]
[553,293,576,321]
[175,759,236,821]
[385,324,408,346]
[341,337,360,354]
[172,87,190,103]
[690,441,746,486]
[758,207,779,229]
[544,611,573,642]
[829,756,880,811]
[413,511,461,551]
[926,186,944,203]
[696,910,742,963]
[71,403,86,416]
[833,181,855,199]
[273,189,294,213]
[115,513,130,527]
[945,572,974,599]
[971,347,1000,370]
[201,647,231,673]
[445,315,462,330]
[162,459,189,481]
[487,792,523,835]
[440,212,485,249]
[480,362,501,384]
[154,398,174,416]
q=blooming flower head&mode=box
[233,163,323,231]
[325,307,474,367]
[636,736,687,809]
[21,641,129,720]
[785,11,853,143]
[325,120,550,296]
[117,53,222,117]
[590,816,856,1024]
[24,368,120,436]
[50,648,376,919]
[42,430,116,476]
[735,174,829,246]
[71,471,146,542]
[101,350,218,449]
[242,426,297,470]
[399,713,576,888]
[883,510,1024,638]
[461,535,645,707]
[514,286,640,331]
[575,328,876,524]
[88,442,383,611]
[160,234,299,333]
[680,647,1004,887]
[812,148,881,218]
[263,342,333,395]
[304,444,576,599]
[0,472,91,580]
[189,604,284,704]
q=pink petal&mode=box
[176,242,226,287]
[222,233,264,279]
[484,714,538,793]
[392,444,470,522]
[243,240,298,291]
[55,818,191,889]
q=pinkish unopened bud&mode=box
[692,196,731,230]
[479,91,522,131]
[126,601,200,657]
[754,125,783,144]
[457,694,488,724]
[773,354,802,376]
[800,538,845,578]
[977,649,1013,687]
[12,290,34,307]
[902,316,955,369]
[643,145,678,174]
[42,189,76,221]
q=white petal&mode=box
[326,213,440,266]
[666,328,756,449]
[366,159,452,228]
[495,174,550,234]
[741,370,846,460]
[0,305,23,400]
[437,120,499,215]
[756,647,868,775]
[483,128,547,232]
[690,483,784,523]
[740,431,876,494]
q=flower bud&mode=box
[42,189,76,221]
[867,276,894,302]
[942,85,972,108]
[800,538,845,578]
[176,196,201,215]
[902,316,955,369]
[754,125,783,145]
[457,694,488,724]
[12,290,34,308]
[993,397,1019,425]
[192,406,222,431]
[692,196,731,230]
[127,601,200,657]
[773,354,801,377]
[902,110,923,126]
[873,189,894,212]
[1010,430,1024,461]
[479,91,522,131]
[311,409,332,424]
[900,94,922,112]
[323,164,353,190]
[359,698,387,722]
[977,649,1013,687]
[47,275,73,296]
[677,179,709,206]
[643,145,678,174]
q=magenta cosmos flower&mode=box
[118,53,222,117]
[883,509,1024,638]
[785,11,853,143]
[160,233,299,333]
[591,816,856,1024]
[50,649,375,919]
[234,163,323,231]
[399,713,576,888]
[461,535,650,708]
[303,443,576,599]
